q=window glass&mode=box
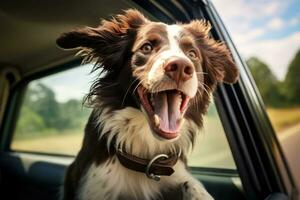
[212,0,300,186]
[188,100,236,169]
[11,64,93,155]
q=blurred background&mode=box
[213,0,300,135]
[212,0,300,185]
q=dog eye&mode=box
[187,50,197,59]
[140,43,153,54]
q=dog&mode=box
[56,9,238,200]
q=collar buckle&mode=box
[145,154,169,181]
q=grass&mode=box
[13,128,78,141]
[267,107,300,133]
[188,116,236,169]
[11,129,84,155]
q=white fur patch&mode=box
[78,158,204,200]
[147,24,198,98]
[97,106,199,158]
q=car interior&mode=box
[0,1,295,200]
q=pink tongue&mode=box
[153,91,181,132]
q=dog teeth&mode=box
[154,114,160,126]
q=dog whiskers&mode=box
[121,79,139,106]
[198,82,210,97]
[132,81,143,96]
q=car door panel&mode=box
[0,152,245,200]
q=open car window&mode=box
[188,100,236,169]
[11,64,93,155]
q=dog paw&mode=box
[182,181,214,200]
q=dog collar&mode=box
[116,148,181,181]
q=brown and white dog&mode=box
[57,9,238,200]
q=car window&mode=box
[212,0,300,187]
[11,64,237,169]
[188,100,236,169]
[11,64,93,155]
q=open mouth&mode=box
[137,86,190,140]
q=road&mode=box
[278,123,300,190]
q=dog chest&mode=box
[77,158,159,200]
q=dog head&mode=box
[57,9,238,141]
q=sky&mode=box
[40,64,95,102]
[211,0,300,80]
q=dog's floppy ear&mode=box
[56,27,103,50]
[56,9,148,69]
[185,20,238,84]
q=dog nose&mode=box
[164,58,194,82]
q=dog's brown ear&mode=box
[56,9,148,68]
[56,27,102,50]
[201,38,239,84]
[185,20,239,84]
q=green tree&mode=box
[247,57,282,107]
[24,83,61,129]
[56,99,90,130]
[284,50,300,105]
[15,106,46,138]
[21,82,90,132]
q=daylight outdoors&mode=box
[212,0,300,136]
[11,65,94,155]
[11,0,300,171]
[212,0,300,182]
